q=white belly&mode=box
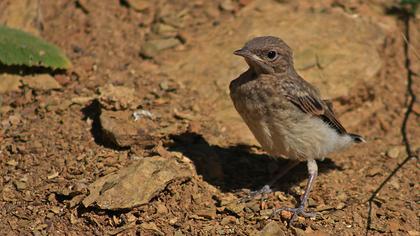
[241,113,354,161]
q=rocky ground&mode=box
[0,0,419,235]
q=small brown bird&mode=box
[230,36,365,223]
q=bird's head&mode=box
[234,36,293,75]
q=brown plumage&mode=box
[229,36,365,224]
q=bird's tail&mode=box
[349,133,366,143]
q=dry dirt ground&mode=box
[0,0,419,235]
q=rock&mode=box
[220,0,236,12]
[195,207,217,220]
[152,23,178,37]
[21,74,62,91]
[291,227,306,236]
[98,84,138,110]
[258,221,285,236]
[140,222,164,235]
[220,215,237,225]
[366,166,382,177]
[155,203,168,214]
[140,38,182,59]
[408,230,420,236]
[0,74,21,93]
[174,230,185,236]
[162,0,386,145]
[225,202,245,215]
[124,0,151,11]
[386,146,400,159]
[336,202,346,210]
[82,156,192,210]
[13,180,27,191]
[99,110,157,148]
[71,96,95,106]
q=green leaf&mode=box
[0,26,72,69]
[401,0,420,4]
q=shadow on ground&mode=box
[168,132,342,194]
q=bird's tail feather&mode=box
[349,133,366,143]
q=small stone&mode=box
[280,210,292,220]
[98,84,138,110]
[336,202,346,210]
[50,206,61,214]
[21,74,62,91]
[13,180,27,191]
[246,202,261,212]
[307,197,317,207]
[125,0,150,11]
[260,209,273,217]
[216,193,237,206]
[71,96,95,105]
[155,203,168,214]
[258,221,285,236]
[6,159,18,167]
[337,192,348,201]
[386,147,400,159]
[195,208,217,219]
[316,204,335,212]
[389,179,400,190]
[140,222,164,235]
[99,110,157,148]
[408,230,420,236]
[292,227,306,236]
[140,38,182,59]
[168,217,178,225]
[152,23,178,37]
[220,216,237,225]
[220,0,236,12]
[174,230,185,236]
[369,223,387,233]
[47,172,59,179]
[225,202,244,215]
[366,167,382,177]
[388,220,400,232]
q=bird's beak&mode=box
[233,48,251,57]
[234,48,263,62]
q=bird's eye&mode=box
[267,50,277,60]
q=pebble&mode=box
[220,0,236,12]
[140,38,182,59]
[258,221,284,236]
[336,202,346,210]
[195,208,217,219]
[220,215,237,225]
[225,202,244,215]
[386,146,400,159]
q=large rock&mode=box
[82,156,192,210]
[162,0,386,144]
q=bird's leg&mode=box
[241,160,299,202]
[274,159,318,224]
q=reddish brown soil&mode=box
[0,0,419,235]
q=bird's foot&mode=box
[240,185,272,203]
[273,205,317,225]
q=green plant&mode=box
[0,26,71,70]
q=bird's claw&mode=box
[273,205,317,225]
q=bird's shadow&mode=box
[167,132,342,194]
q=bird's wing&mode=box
[281,79,347,134]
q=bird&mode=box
[229,36,365,224]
